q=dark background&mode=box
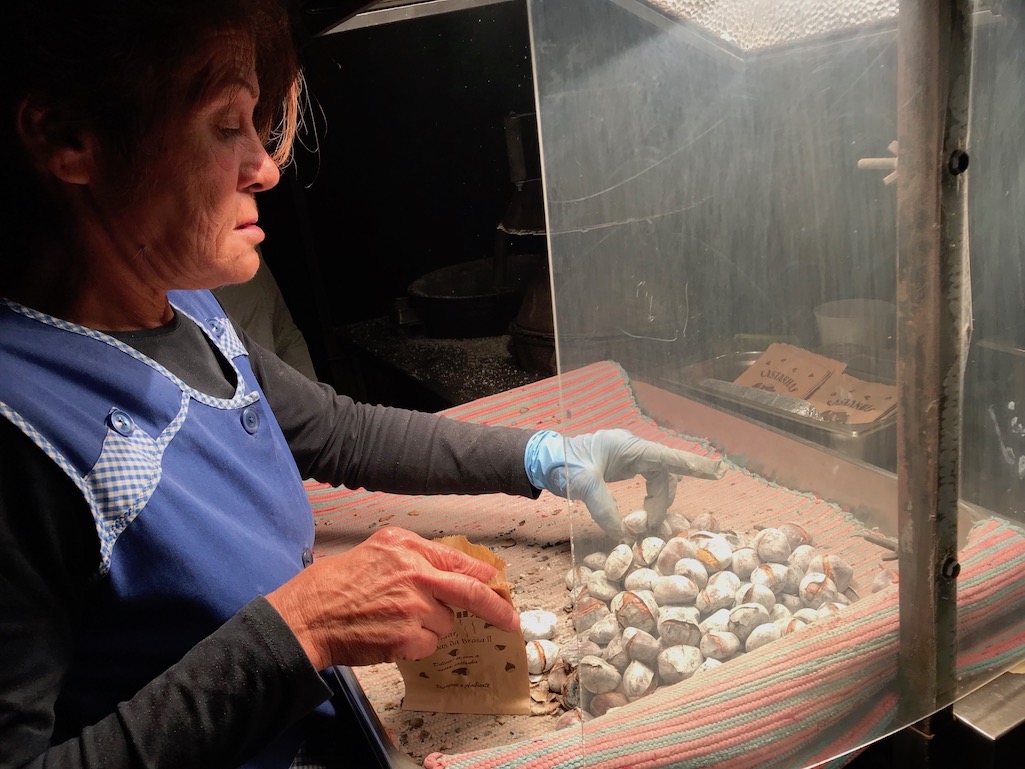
[258,0,536,397]
[261,1,1025,523]
[253,4,1025,763]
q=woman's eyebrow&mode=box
[232,77,260,99]
[190,74,259,111]
[218,77,260,100]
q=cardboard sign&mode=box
[397,536,531,715]
[806,372,897,425]
[733,343,846,400]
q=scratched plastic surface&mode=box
[645,0,897,51]
[525,0,1025,766]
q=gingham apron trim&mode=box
[1,393,191,576]
[0,297,260,410]
[0,295,258,574]
[288,745,331,769]
[171,302,250,372]
[3,399,100,572]
[0,400,98,510]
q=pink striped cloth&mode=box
[307,362,858,560]
[306,361,681,552]
[303,361,1025,768]
[422,518,1025,769]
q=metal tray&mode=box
[661,350,896,470]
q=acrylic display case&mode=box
[527,0,1025,767]
[305,2,1025,767]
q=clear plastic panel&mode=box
[529,1,1025,766]
[962,9,1025,526]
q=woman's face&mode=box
[91,52,280,293]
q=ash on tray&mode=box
[353,509,893,764]
[352,530,574,764]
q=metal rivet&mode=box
[942,558,960,579]
[948,149,969,175]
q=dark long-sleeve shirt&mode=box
[0,310,537,768]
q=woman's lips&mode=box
[234,221,265,241]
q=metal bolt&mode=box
[942,557,961,579]
[948,149,969,175]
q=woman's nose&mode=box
[243,143,281,193]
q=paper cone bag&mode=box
[397,536,531,715]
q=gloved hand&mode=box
[524,428,725,538]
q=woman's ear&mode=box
[15,99,96,185]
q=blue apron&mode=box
[0,289,324,767]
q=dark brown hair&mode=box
[1,0,302,284]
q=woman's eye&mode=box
[218,125,243,138]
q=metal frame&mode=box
[320,0,515,34]
[894,0,973,763]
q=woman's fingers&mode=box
[379,530,518,632]
[425,571,518,633]
[659,445,726,479]
[395,530,500,582]
[397,626,447,662]
[269,527,519,670]
[418,596,457,639]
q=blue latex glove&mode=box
[524,428,725,538]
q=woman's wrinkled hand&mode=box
[266,526,519,670]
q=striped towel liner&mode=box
[423,517,1025,769]
[300,361,1025,767]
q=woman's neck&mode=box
[5,243,172,331]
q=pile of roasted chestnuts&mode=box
[520,509,897,726]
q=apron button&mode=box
[108,409,135,436]
[208,320,225,337]
[241,406,260,435]
[302,548,314,567]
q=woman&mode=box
[0,2,723,767]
